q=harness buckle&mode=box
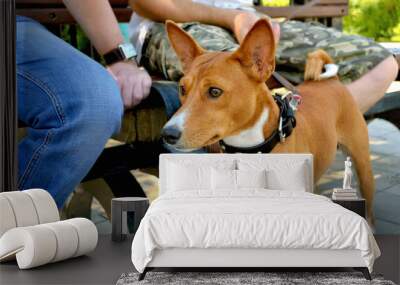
[289,93,302,111]
[281,91,292,100]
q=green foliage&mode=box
[261,0,290,7]
[76,27,90,51]
[261,0,400,42]
[343,0,400,41]
[60,25,71,44]
[60,25,89,51]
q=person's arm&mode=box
[63,0,123,55]
[63,0,151,108]
[130,0,279,43]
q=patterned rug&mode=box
[116,271,395,285]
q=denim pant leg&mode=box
[16,17,123,207]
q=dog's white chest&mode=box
[223,109,269,148]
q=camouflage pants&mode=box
[140,21,391,84]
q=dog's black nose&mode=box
[161,126,182,145]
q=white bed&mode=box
[131,154,379,280]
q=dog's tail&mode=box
[304,49,339,81]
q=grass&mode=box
[261,0,400,42]
[343,0,400,42]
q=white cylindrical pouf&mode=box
[0,218,98,269]
[42,221,79,262]
[65,218,98,257]
[0,196,17,237]
[0,226,57,269]
[23,189,59,224]
[0,192,39,227]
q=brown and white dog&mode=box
[161,19,375,219]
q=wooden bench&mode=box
[16,0,132,23]
[15,0,400,218]
[256,0,348,28]
[16,0,348,25]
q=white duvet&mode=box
[131,190,380,273]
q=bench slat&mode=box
[17,0,346,5]
[16,0,128,6]
[17,0,348,22]
[365,91,400,117]
[20,6,348,24]
[256,5,348,18]
[17,8,132,23]
[309,0,348,4]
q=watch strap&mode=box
[103,48,124,66]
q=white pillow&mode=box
[266,166,307,191]
[167,162,212,191]
[236,169,267,189]
[238,159,308,191]
[211,169,268,190]
[211,168,237,190]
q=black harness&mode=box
[219,93,297,154]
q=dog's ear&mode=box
[166,20,205,73]
[232,19,276,82]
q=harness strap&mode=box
[272,72,298,94]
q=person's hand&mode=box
[233,12,280,45]
[107,60,152,109]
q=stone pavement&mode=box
[316,118,400,234]
[90,120,400,235]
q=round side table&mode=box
[111,197,149,242]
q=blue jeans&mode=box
[17,16,123,207]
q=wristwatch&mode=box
[103,43,137,66]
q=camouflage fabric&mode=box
[140,20,391,84]
[141,22,238,81]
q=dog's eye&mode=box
[179,85,186,97]
[208,87,223,98]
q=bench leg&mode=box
[354,267,371,280]
[104,171,146,198]
[138,268,148,281]
[377,109,400,130]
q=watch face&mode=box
[119,43,137,59]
